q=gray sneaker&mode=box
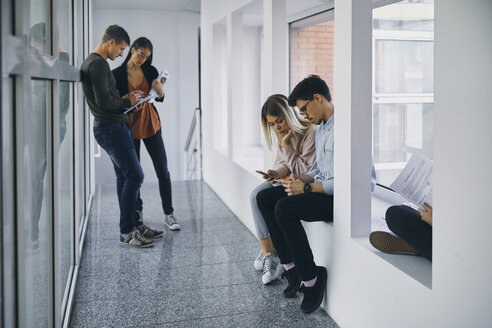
[254,250,265,271]
[164,213,181,230]
[120,228,155,248]
[137,224,164,239]
[261,253,285,285]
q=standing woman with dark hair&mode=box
[113,37,180,234]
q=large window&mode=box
[372,0,434,186]
[290,10,334,93]
[1,0,92,326]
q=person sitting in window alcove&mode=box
[251,94,317,285]
[256,75,377,314]
[370,204,433,261]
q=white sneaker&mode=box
[254,250,265,271]
[261,253,285,285]
[165,213,181,230]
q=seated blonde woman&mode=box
[250,94,316,285]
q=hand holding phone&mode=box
[255,170,270,178]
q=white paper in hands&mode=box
[124,70,170,114]
[389,152,433,208]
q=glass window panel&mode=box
[29,79,51,327]
[372,0,434,186]
[57,0,73,63]
[373,103,433,186]
[77,84,86,232]
[373,0,434,31]
[76,0,84,67]
[375,40,433,93]
[290,10,334,93]
[58,81,73,309]
[30,0,50,53]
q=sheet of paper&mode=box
[124,70,170,114]
[389,152,433,208]
[123,95,152,114]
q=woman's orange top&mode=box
[128,77,161,139]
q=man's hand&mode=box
[280,174,304,196]
[418,204,433,226]
[298,174,314,183]
[152,79,165,99]
[281,131,293,147]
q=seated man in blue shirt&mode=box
[256,75,375,314]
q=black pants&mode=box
[133,129,174,216]
[386,205,432,262]
[256,185,333,281]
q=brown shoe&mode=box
[369,231,418,255]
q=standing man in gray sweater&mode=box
[81,25,163,248]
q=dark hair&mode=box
[101,24,130,45]
[288,74,332,107]
[120,37,153,68]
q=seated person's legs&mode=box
[274,192,333,313]
[250,182,278,265]
[274,193,333,281]
[256,186,291,265]
[386,205,432,261]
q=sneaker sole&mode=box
[254,260,263,271]
[301,266,327,314]
[119,240,155,248]
[262,264,285,285]
[165,224,181,231]
[369,231,418,255]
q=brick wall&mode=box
[290,21,334,96]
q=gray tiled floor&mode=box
[70,181,339,328]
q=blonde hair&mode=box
[261,94,310,149]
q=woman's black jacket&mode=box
[112,64,164,105]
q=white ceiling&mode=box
[239,0,334,27]
[93,0,201,12]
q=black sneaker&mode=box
[300,266,327,314]
[137,224,164,239]
[120,228,155,248]
[281,266,302,298]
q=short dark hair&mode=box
[288,74,332,107]
[101,25,130,45]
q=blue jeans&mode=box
[133,129,174,216]
[93,122,144,234]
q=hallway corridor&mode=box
[70,181,338,327]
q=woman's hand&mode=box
[152,79,165,99]
[418,204,433,226]
[265,169,280,182]
[281,131,293,147]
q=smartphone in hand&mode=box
[255,170,269,178]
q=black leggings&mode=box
[133,129,174,215]
[386,205,432,261]
[256,185,333,281]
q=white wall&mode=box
[92,8,200,184]
[201,0,492,327]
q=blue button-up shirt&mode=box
[307,115,376,195]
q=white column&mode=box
[433,0,492,325]
[227,12,243,160]
[263,0,287,168]
[262,0,287,98]
[333,0,373,238]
